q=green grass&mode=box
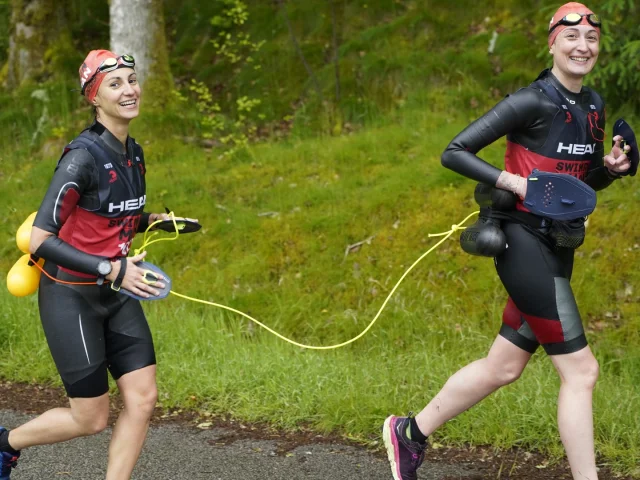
[0,1,639,476]
[0,106,639,475]
[160,0,560,136]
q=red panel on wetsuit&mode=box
[505,141,591,180]
[59,188,80,225]
[520,312,565,344]
[58,208,140,277]
[505,141,591,213]
[503,297,565,345]
[502,297,523,332]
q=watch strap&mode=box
[111,257,127,291]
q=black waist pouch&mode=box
[489,207,587,250]
[549,218,586,249]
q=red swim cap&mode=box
[79,50,134,102]
[548,3,600,48]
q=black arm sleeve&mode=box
[584,108,617,191]
[32,149,107,275]
[584,166,618,191]
[137,212,152,232]
[35,236,109,275]
[441,88,543,185]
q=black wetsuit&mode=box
[32,121,155,398]
[441,69,615,355]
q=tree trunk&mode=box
[5,0,65,88]
[110,0,173,108]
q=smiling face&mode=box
[550,25,599,80]
[93,68,141,123]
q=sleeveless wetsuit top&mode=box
[33,121,146,276]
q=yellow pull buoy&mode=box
[16,211,37,254]
[7,254,44,297]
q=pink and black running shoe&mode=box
[382,414,427,480]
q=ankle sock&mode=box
[407,417,428,444]
[0,430,19,454]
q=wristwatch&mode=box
[97,260,112,285]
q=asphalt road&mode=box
[0,410,482,480]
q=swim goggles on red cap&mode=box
[549,12,601,34]
[81,54,136,94]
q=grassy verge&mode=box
[0,1,637,475]
[0,106,638,475]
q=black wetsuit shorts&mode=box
[441,69,611,356]
[38,262,156,398]
[495,222,586,355]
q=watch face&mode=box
[98,261,111,275]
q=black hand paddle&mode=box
[613,118,638,177]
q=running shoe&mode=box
[382,414,427,480]
[0,428,19,480]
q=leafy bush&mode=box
[588,0,640,112]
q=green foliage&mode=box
[0,79,83,161]
[1,110,640,475]
[0,0,107,85]
[164,0,561,138]
[588,0,640,112]
[185,80,224,136]
[43,30,80,81]
[0,1,9,65]
[1,1,640,476]
[174,0,267,157]
[211,0,248,28]
[210,0,263,65]
[178,77,262,157]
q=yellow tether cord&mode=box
[133,214,180,255]
[139,211,479,350]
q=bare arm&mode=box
[29,226,53,254]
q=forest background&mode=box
[0,0,638,476]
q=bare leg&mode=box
[106,365,157,480]
[551,346,599,480]
[7,394,110,449]
[415,335,532,436]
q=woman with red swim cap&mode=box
[0,50,174,479]
[383,4,632,480]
